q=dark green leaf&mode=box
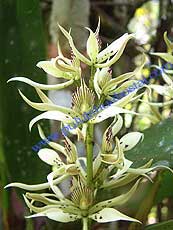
[145,220,173,230]
[126,118,173,168]
[0,0,49,185]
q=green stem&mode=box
[89,65,96,89]
[86,123,94,186]
[82,218,89,230]
[86,65,96,187]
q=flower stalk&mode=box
[83,218,89,230]
[86,123,94,186]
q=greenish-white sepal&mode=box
[104,52,146,92]
[110,115,123,136]
[46,209,80,222]
[26,208,80,222]
[149,84,172,97]
[93,154,102,177]
[90,179,140,214]
[95,17,101,36]
[161,71,173,87]
[29,111,73,131]
[56,59,76,72]
[90,106,137,124]
[129,90,147,104]
[101,160,153,189]
[25,213,46,218]
[57,41,72,65]
[90,208,140,223]
[47,171,65,199]
[58,25,91,66]
[7,77,74,90]
[37,125,66,155]
[94,69,102,98]
[111,80,140,97]
[107,91,137,109]
[128,164,173,175]
[120,132,144,151]
[35,88,53,104]
[25,192,62,205]
[36,59,72,79]
[86,27,99,62]
[4,174,68,191]
[38,148,62,166]
[96,33,131,64]
[127,167,155,175]
[18,90,76,116]
[81,123,88,142]
[95,34,134,68]
[104,71,137,93]
[105,54,146,92]
[150,52,173,64]
[139,99,173,107]
[111,158,133,179]
[164,31,173,53]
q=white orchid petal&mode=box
[37,125,66,155]
[36,59,72,79]
[25,213,46,218]
[94,69,102,98]
[90,208,140,223]
[46,210,79,222]
[47,172,65,199]
[120,132,144,151]
[90,106,137,124]
[35,88,53,104]
[18,90,75,116]
[86,27,99,62]
[4,175,68,191]
[90,180,140,214]
[29,111,73,131]
[128,164,173,175]
[97,33,129,63]
[149,84,171,97]
[93,154,102,177]
[7,77,74,90]
[111,159,133,179]
[58,25,91,66]
[26,209,79,222]
[111,115,123,136]
[38,148,60,165]
[150,52,173,64]
[161,71,173,86]
[96,34,134,67]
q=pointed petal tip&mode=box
[4,184,10,189]
[7,78,15,83]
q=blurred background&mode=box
[0,0,173,229]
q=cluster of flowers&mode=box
[5,20,173,228]
[32,60,173,152]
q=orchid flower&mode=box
[58,20,134,68]
[94,54,147,99]
[37,42,81,81]
[20,179,141,227]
